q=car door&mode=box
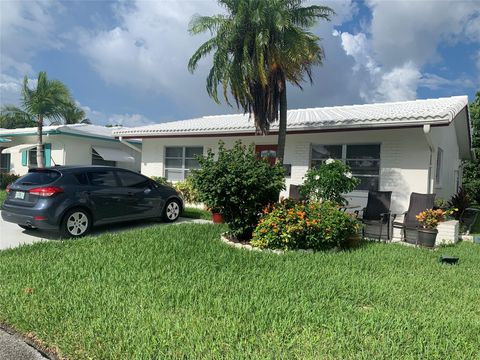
[115,170,163,219]
[85,169,126,222]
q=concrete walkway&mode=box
[0,328,49,360]
[0,217,211,251]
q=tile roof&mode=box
[113,96,469,137]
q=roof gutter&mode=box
[119,136,141,153]
[423,124,435,194]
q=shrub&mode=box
[299,159,359,205]
[150,176,172,186]
[447,187,471,220]
[190,141,285,239]
[173,177,199,204]
[251,199,359,251]
[0,173,20,189]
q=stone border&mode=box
[219,234,316,255]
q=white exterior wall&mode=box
[3,134,141,175]
[141,127,434,213]
[430,122,462,201]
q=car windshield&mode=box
[16,169,61,185]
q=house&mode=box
[112,96,473,214]
[0,124,141,175]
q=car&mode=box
[1,166,183,238]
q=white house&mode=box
[113,96,473,214]
[0,124,141,175]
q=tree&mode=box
[0,105,36,128]
[55,102,91,125]
[188,0,333,163]
[463,91,480,205]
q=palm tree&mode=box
[0,105,36,128]
[56,102,91,125]
[188,0,333,163]
[22,72,73,167]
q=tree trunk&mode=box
[277,73,287,165]
[36,115,45,168]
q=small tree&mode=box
[191,140,285,239]
[299,159,359,205]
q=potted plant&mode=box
[209,207,224,224]
[415,208,452,248]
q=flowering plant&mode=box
[299,159,359,205]
[416,208,455,229]
[251,199,359,251]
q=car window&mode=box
[73,172,89,185]
[17,169,61,185]
[87,171,118,187]
[117,171,149,188]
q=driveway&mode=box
[0,217,211,251]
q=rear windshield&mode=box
[16,169,61,186]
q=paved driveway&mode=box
[0,217,210,251]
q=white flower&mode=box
[344,172,352,179]
[325,158,335,165]
[315,188,320,193]
[315,175,320,180]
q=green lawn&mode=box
[182,206,211,220]
[0,224,479,359]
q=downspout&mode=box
[423,125,434,194]
[118,136,141,153]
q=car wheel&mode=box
[162,199,181,222]
[18,224,37,230]
[61,208,91,238]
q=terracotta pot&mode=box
[417,228,438,248]
[212,213,224,224]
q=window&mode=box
[164,146,203,181]
[92,149,116,167]
[311,144,381,191]
[19,169,61,185]
[0,148,10,172]
[435,147,443,185]
[74,172,89,185]
[28,147,42,168]
[117,171,149,188]
[87,171,118,187]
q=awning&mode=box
[92,146,135,163]
[0,137,12,143]
[1,144,36,154]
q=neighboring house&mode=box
[113,96,473,213]
[0,124,141,175]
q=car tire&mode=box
[18,224,37,230]
[162,199,181,222]
[60,208,91,238]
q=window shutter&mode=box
[44,143,52,167]
[21,150,27,166]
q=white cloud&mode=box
[79,102,153,127]
[0,0,61,75]
[337,0,480,103]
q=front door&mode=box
[255,145,278,165]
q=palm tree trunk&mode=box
[277,73,287,165]
[37,115,45,168]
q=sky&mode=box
[0,0,479,127]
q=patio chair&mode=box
[289,184,306,201]
[355,191,392,241]
[392,192,435,244]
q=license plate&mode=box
[15,191,25,200]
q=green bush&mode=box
[150,176,172,186]
[299,159,359,206]
[0,173,20,189]
[251,199,359,251]
[190,140,285,239]
[173,177,199,204]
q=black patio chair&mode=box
[289,184,306,201]
[392,192,435,244]
[355,191,392,241]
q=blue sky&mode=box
[1,0,479,127]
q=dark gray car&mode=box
[1,166,183,237]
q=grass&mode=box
[0,224,479,359]
[0,189,6,204]
[182,206,211,220]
